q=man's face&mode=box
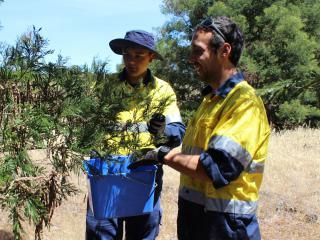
[189,30,220,84]
[122,47,155,79]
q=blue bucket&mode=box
[83,155,157,219]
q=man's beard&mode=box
[199,70,211,85]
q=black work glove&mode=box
[128,146,171,169]
[147,113,166,135]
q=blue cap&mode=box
[109,30,163,60]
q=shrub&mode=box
[276,100,315,129]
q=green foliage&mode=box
[306,109,320,128]
[277,100,310,129]
[75,61,171,156]
[301,90,318,105]
[276,99,320,129]
[1,1,320,237]
[156,0,320,129]
[0,27,172,239]
[0,27,86,239]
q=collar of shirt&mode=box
[201,72,244,98]
[119,68,156,88]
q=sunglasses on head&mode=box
[200,18,227,41]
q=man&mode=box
[85,30,185,240]
[140,16,270,239]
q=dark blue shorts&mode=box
[177,197,261,240]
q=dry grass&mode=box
[258,128,320,240]
[0,128,319,240]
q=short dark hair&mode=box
[196,16,244,66]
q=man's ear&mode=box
[221,43,232,58]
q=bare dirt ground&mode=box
[0,128,319,240]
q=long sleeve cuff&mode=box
[199,149,244,189]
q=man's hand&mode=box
[128,146,171,169]
[147,113,166,135]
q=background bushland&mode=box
[0,0,319,239]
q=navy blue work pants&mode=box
[177,197,261,240]
[86,197,162,240]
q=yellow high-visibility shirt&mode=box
[106,70,182,155]
[180,73,270,215]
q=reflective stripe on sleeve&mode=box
[119,122,149,133]
[205,196,258,215]
[208,135,252,169]
[246,161,264,173]
[179,186,258,215]
[182,144,263,173]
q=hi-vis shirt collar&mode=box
[119,68,156,88]
[201,72,244,98]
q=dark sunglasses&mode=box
[200,18,227,41]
